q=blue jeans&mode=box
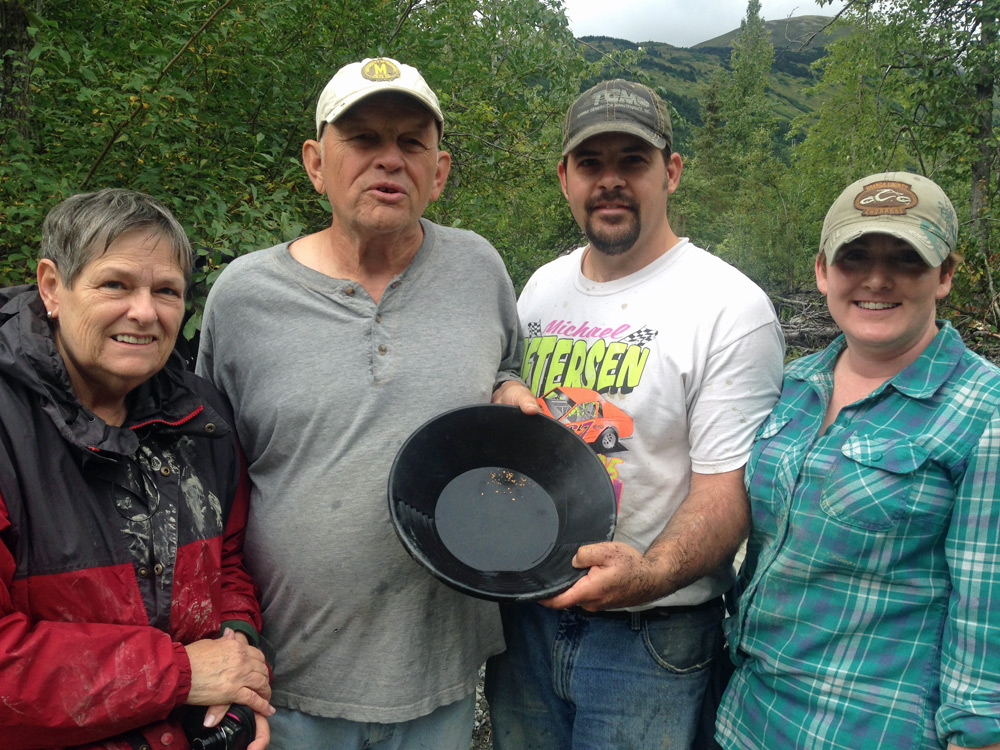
[485,601,723,750]
[267,693,475,750]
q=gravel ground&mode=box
[471,667,493,750]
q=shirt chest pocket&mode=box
[821,436,931,531]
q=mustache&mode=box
[585,190,638,213]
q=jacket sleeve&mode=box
[218,446,263,645]
[0,489,192,749]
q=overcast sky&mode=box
[561,0,846,47]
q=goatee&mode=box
[584,190,640,256]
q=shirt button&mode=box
[160,466,171,476]
[346,286,356,296]
[139,745,151,750]
[205,423,216,434]
[160,731,175,745]
[390,281,400,289]
[153,562,165,576]
[137,566,150,578]
[375,314,382,324]
[378,345,388,356]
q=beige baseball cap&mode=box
[315,57,443,139]
[820,171,958,267]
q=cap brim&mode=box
[824,222,948,267]
[318,86,444,137]
[563,122,667,156]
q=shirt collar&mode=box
[786,321,964,400]
[891,321,964,398]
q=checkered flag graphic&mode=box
[620,326,658,346]
[527,321,543,338]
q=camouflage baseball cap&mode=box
[562,79,672,156]
[820,172,958,267]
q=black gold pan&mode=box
[388,403,617,602]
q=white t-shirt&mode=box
[518,240,785,606]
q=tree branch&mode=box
[81,0,233,189]
[389,0,424,45]
[795,0,858,51]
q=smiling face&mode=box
[302,92,450,246]
[816,232,953,364]
[37,228,186,418]
[559,133,681,272]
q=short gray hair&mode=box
[40,189,193,287]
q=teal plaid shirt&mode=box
[718,322,1000,749]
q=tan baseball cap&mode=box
[820,171,958,267]
[315,57,443,139]
[562,79,672,156]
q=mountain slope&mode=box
[578,14,848,147]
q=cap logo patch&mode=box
[854,180,918,216]
[362,58,401,82]
[586,89,648,113]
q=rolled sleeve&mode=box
[937,408,1000,747]
[494,280,526,391]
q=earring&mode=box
[47,310,55,319]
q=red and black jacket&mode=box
[0,286,263,750]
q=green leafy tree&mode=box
[725,0,776,155]
[670,69,729,248]
[806,0,1000,333]
[715,0,798,288]
[788,10,910,236]
[1,0,589,334]
[673,0,805,289]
